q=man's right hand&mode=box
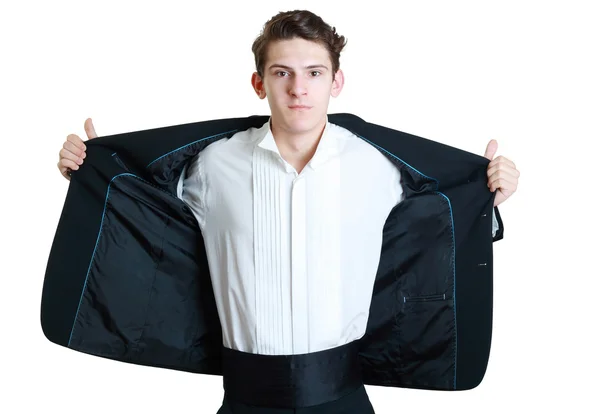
[58,118,98,181]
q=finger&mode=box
[66,134,87,151]
[483,139,498,161]
[84,118,98,139]
[488,170,519,185]
[489,177,518,192]
[59,148,84,165]
[488,173,518,188]
[57,162,72,181]
[63,140,86,158]
[58,158,80,171]
[488,156,516,170]
[487,163,520,179]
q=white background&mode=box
[1,0,598,413]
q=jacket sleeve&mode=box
[492,206,504,242]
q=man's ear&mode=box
[330,69,345,98]
[251,72,266,99]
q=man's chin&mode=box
[280,114,324,130]
[284,120,318,134]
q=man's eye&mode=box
[311,71,321,77]
[277,71,289,77]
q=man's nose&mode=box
[289,76,308,96]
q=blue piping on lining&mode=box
[146,129,239,168]
[72,129,459,389]
[72,128,239,346]
[71,128,238,345]
[67,172,173,347]
[356,133,457,390]
[356,135,440,191]
[434,191,457,390]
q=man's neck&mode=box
[270,117,327,172]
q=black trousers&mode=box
[216,384,375,414]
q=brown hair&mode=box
[251,10,348,81]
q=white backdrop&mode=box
[1,0,598,413]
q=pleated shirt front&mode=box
[178,117,404,355]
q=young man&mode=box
[54,10,519,414]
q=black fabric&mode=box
[41,113,503,393]
[493,206,504,242]
[222,339,362,409]
[217,384,375,414]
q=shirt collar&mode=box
[256,115,338,171]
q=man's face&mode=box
[251,37,344,134]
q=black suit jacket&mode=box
[41,113,503,391]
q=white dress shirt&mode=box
[177,117,498,355]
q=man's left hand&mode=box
[484,139,519,207]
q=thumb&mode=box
[84,118,98,139]
[484,139,498,161]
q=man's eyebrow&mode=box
[268,64,329,71]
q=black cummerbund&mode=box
[221,338,363,408]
